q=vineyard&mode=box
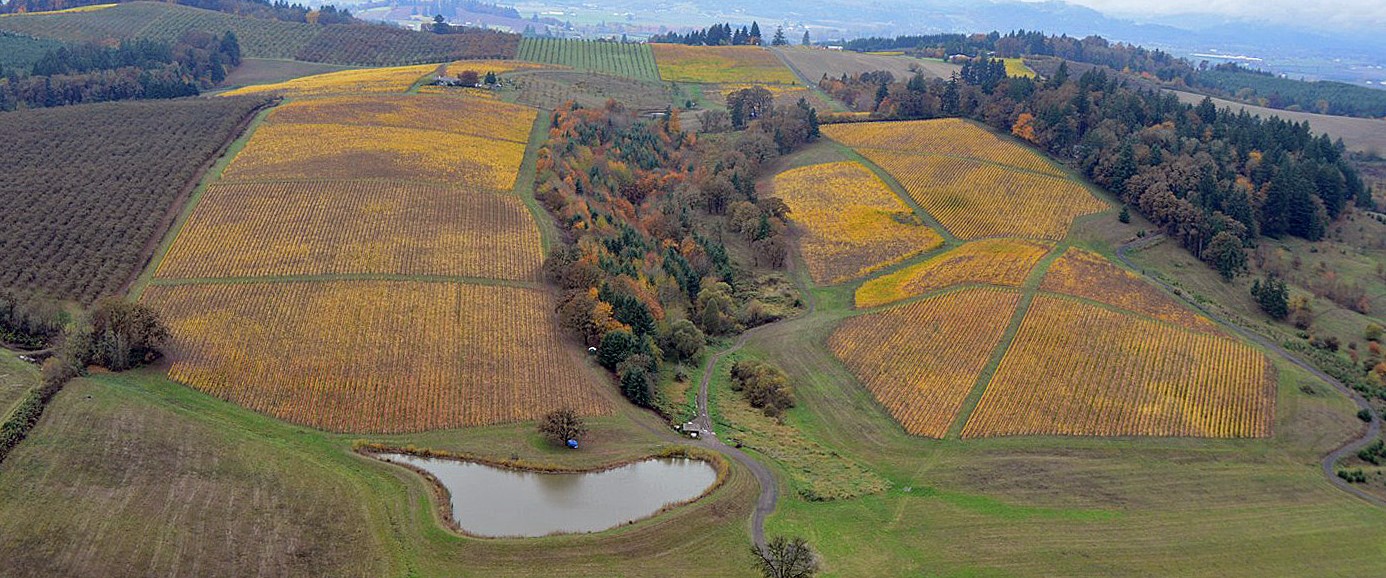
[264,94,536,144]
[1040,247,1221,333]
[856,150,1105,240]
[223,64,440,98]
[855,239,1052,308]
[155,181,542,281]
[1002,58,1036,78]
[771,161,943,284]
[829,287,1022,438]
[962,295,1275,438]
[517,38,660,82]
[706,82,828,109]
[0,2,318,59]
[0,2,518,65]
[650,44,799,84]
[220,122,527,188]
[0,97,269,302]
[823,118,1068,178]
[295,25,516,66]
[508,70,672,111]
[0,30,63,69]
[143,281,609,433]
[443,59,549,78]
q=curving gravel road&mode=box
[688,332,779,550]
[1117,234,1385,508]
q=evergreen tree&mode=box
[219,31,241,67]
[749,21,762,44]
[1251,277,1289,320]
[801,30,811,46]
[771,26,787,46]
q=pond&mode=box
[377,454,718,537]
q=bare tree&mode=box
[537,407,587,445]
[752,536,819,578]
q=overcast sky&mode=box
[1052,0,1386,29]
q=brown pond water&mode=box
[377,454,718,537]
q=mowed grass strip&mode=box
[855,239,1052,308]
[219,121,528,189]
[143,280,610,433]
[824,118,1067,178]
[1041,247,1221,333]
[830,287,1021,438]
[650,44,798,84]
[772,161,943,284]
[264,94,537,144]
[155,181,542,281]
[856,150,1105,240]
[962,294,1275,438]
[517,38,660,82]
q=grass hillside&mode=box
[0,2,517,65]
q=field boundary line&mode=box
[126,99,279,301]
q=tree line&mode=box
[536,93,819,411]
[821,59,1370,280]
[1187,63,1386,119]
[0,0,355,24]
[0,31,241,111]
[650,22,766,46]
[842,29,1386,120]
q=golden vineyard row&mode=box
[220,121,529,189]
[822,118,1068,178]
[861,149,1106,241]
[830,287,1022,438]
[1040,247,1221,333]
[145,280,610,433]
[266,94,538,145]
[855,238,1052,308]
[962,295,1274,438]
[772,161,942,284]
[156,181,543,281]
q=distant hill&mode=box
[0,2,517,65]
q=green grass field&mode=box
[0,353,38,421]
[517,38,660,82]
[0,368,762,577]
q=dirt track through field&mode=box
[1118,234,1385,509]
